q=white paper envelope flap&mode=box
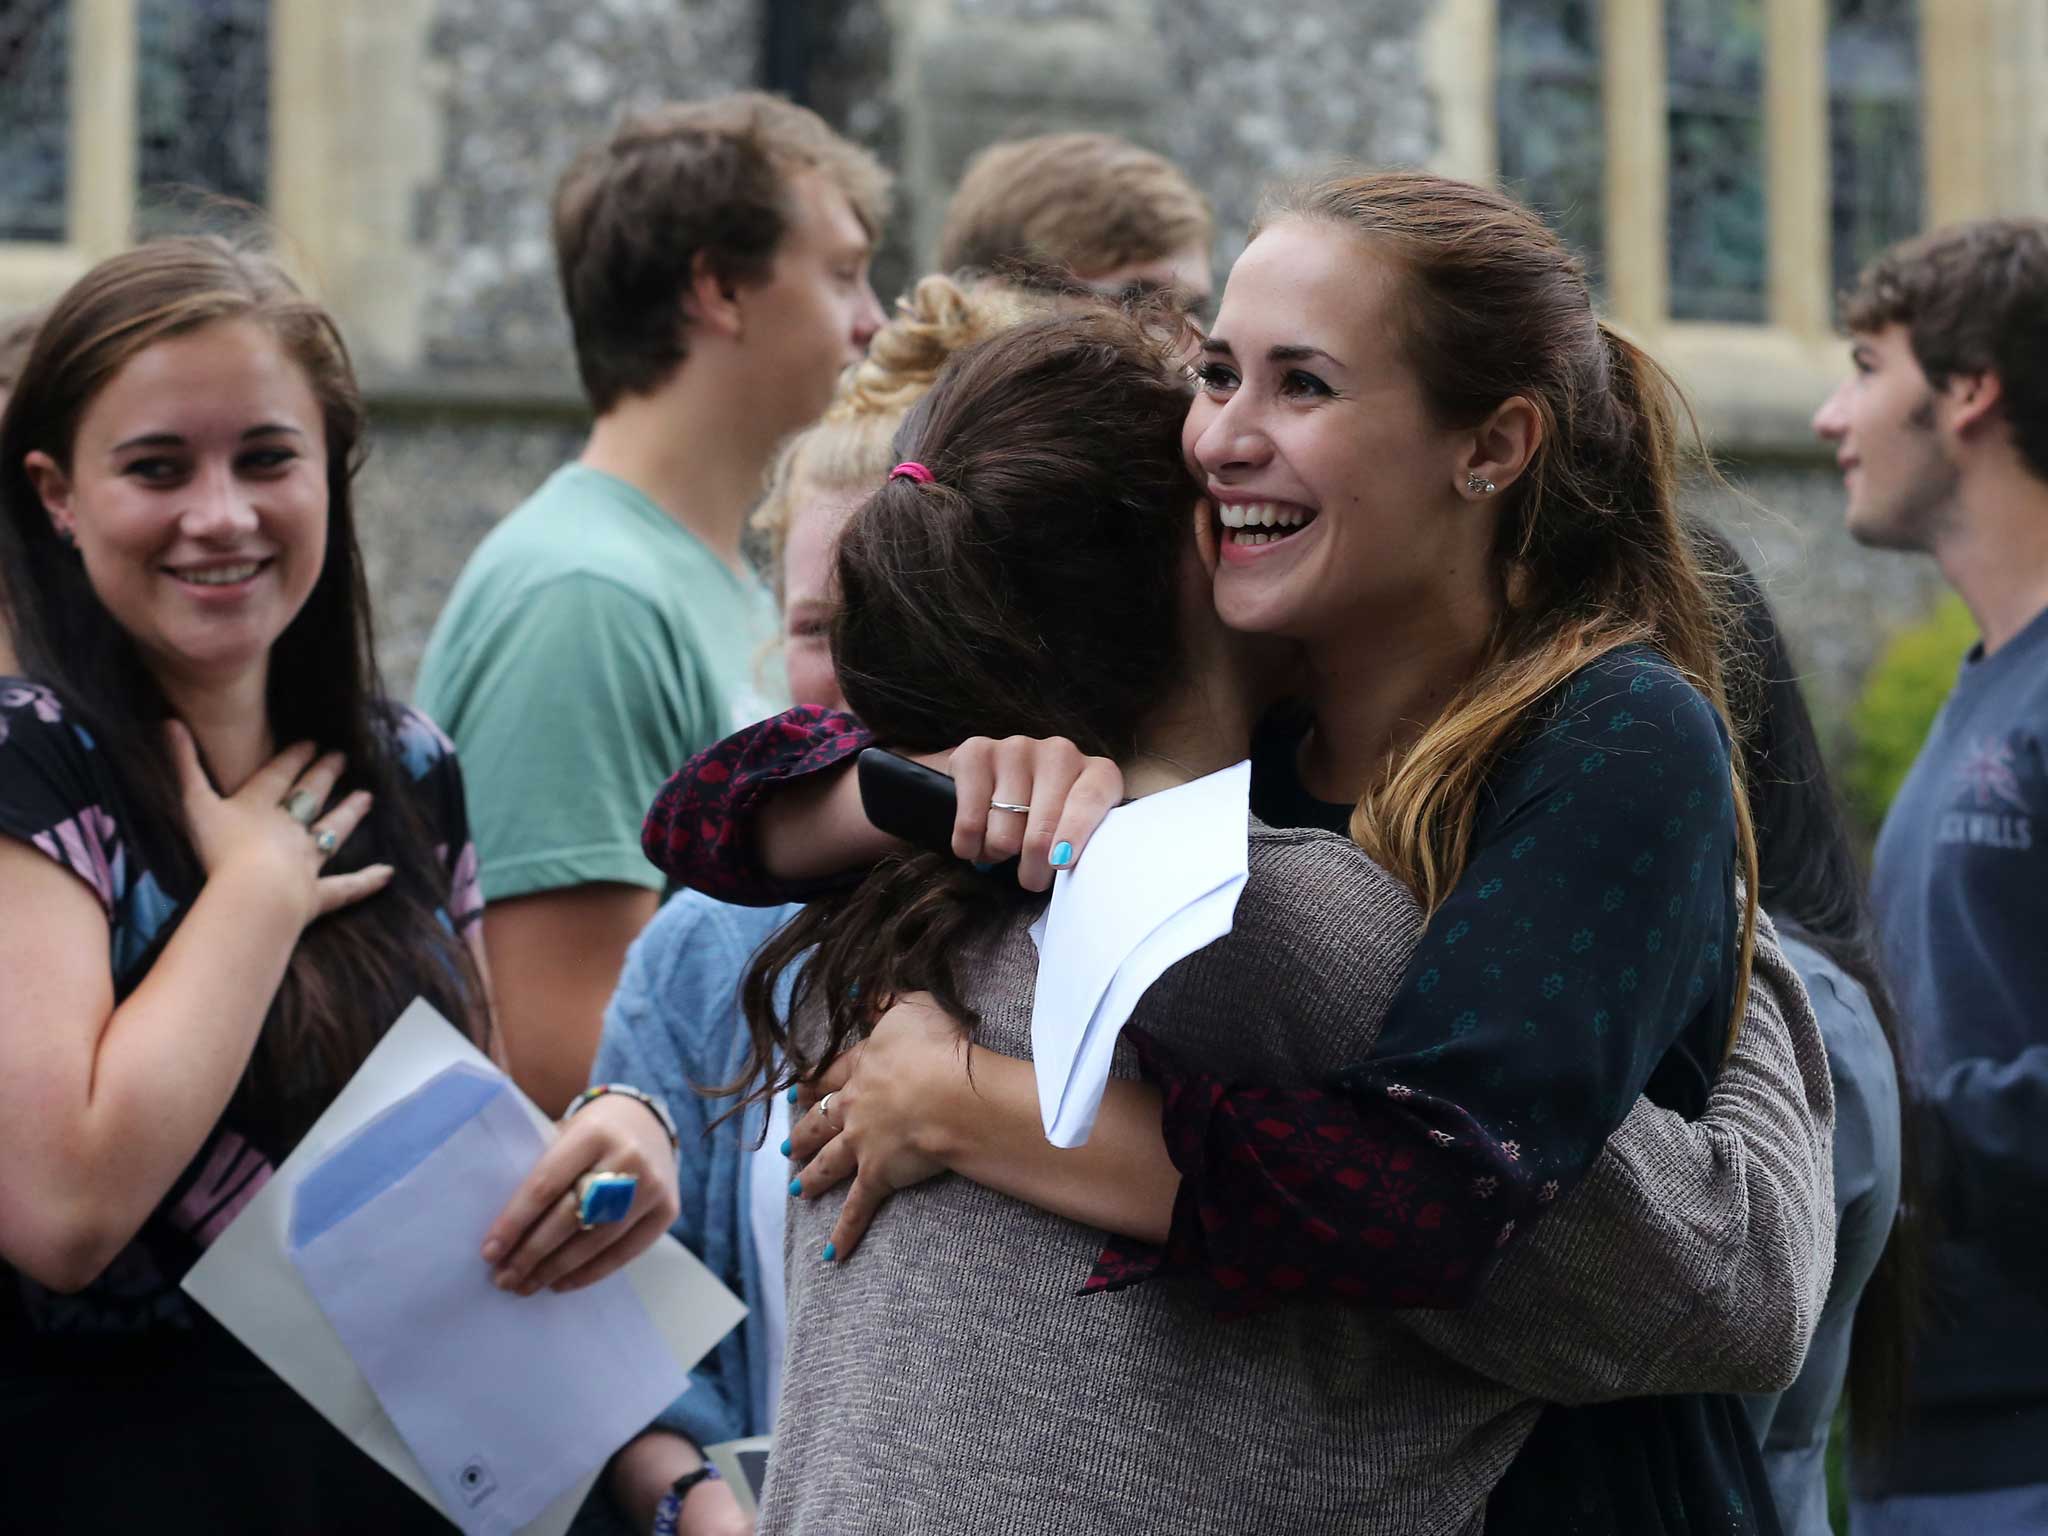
[291,1062,502,1250]
[183,1001,747,1536]
[1030,761,1252,1146]
[287,1054,690,1536]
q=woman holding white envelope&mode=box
[0,236,680,1531]
[650,174,1830,1535]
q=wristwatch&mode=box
[651,1465,722,1536]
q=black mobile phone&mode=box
[856,747,960,856]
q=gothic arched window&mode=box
[1497,0,1605,288]
[137,0,271,226]
[1494,0,1925,332]
[0,0,271,259]
[0,0,71,243]
[1829,0,1922,303]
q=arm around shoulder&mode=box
[642,706,883,902]
[1401,917,1835,1400]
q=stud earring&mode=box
[1466,473,1496,496]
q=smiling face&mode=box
[779,475,863,710]
[1811,323,1959,552]
[25,318,329,692]
[1184,218,1494,645]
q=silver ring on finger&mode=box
[817,1091,840,1127]
[988,800,1032,815]
[312,826,339,857]
[281,788,321,826]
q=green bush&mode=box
[1844,593,1979,830]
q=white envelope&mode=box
[1030,761,1251,1146]
[184,1000,748,1536]
[289,1062,689,1536]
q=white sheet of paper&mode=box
[290,1064,688,1536]
[183,1000,748,1536]
[1030,761,1251,1147]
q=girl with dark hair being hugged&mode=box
[0,237,679,1532]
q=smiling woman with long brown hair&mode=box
[671,298,1818,1536]
[0,236,679,1530]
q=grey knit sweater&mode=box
[762,825,1833,1535]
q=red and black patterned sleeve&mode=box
[1084,1028,1530,1312]
[641,705,874,906]
[1087,653,1741,1318]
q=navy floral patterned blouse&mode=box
[0,682,482,1346]
[1236,665,1779,1536]
[0,679,483,1530]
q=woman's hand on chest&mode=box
[170,721,391,926]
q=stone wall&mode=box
[886,0,1438,286]
[1698,454,1952,761]
[413,0,760,376]
[356,409,587,694]
[1150,0,1438,262]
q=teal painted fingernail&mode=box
[1051,841,1074,868]
[788,1178,804,1197]
[779,1138,792,1157]
[787,1085,799,1103]
[821,1242,837,1262]
[973,860,995,874]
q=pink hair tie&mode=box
[889,461,934,485]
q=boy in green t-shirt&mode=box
[418,93,889,1115]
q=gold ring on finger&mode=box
[281,789,321,825]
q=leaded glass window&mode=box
[1496,0,1606,289]
[1666,0,1767,323]
[1829,0,1921,305]
[137,0,269,225]
[0,0,70,243]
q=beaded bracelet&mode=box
[564,1082,680,1153]
[651,1465,721,1536]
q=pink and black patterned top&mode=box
[0,682,482,1350]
